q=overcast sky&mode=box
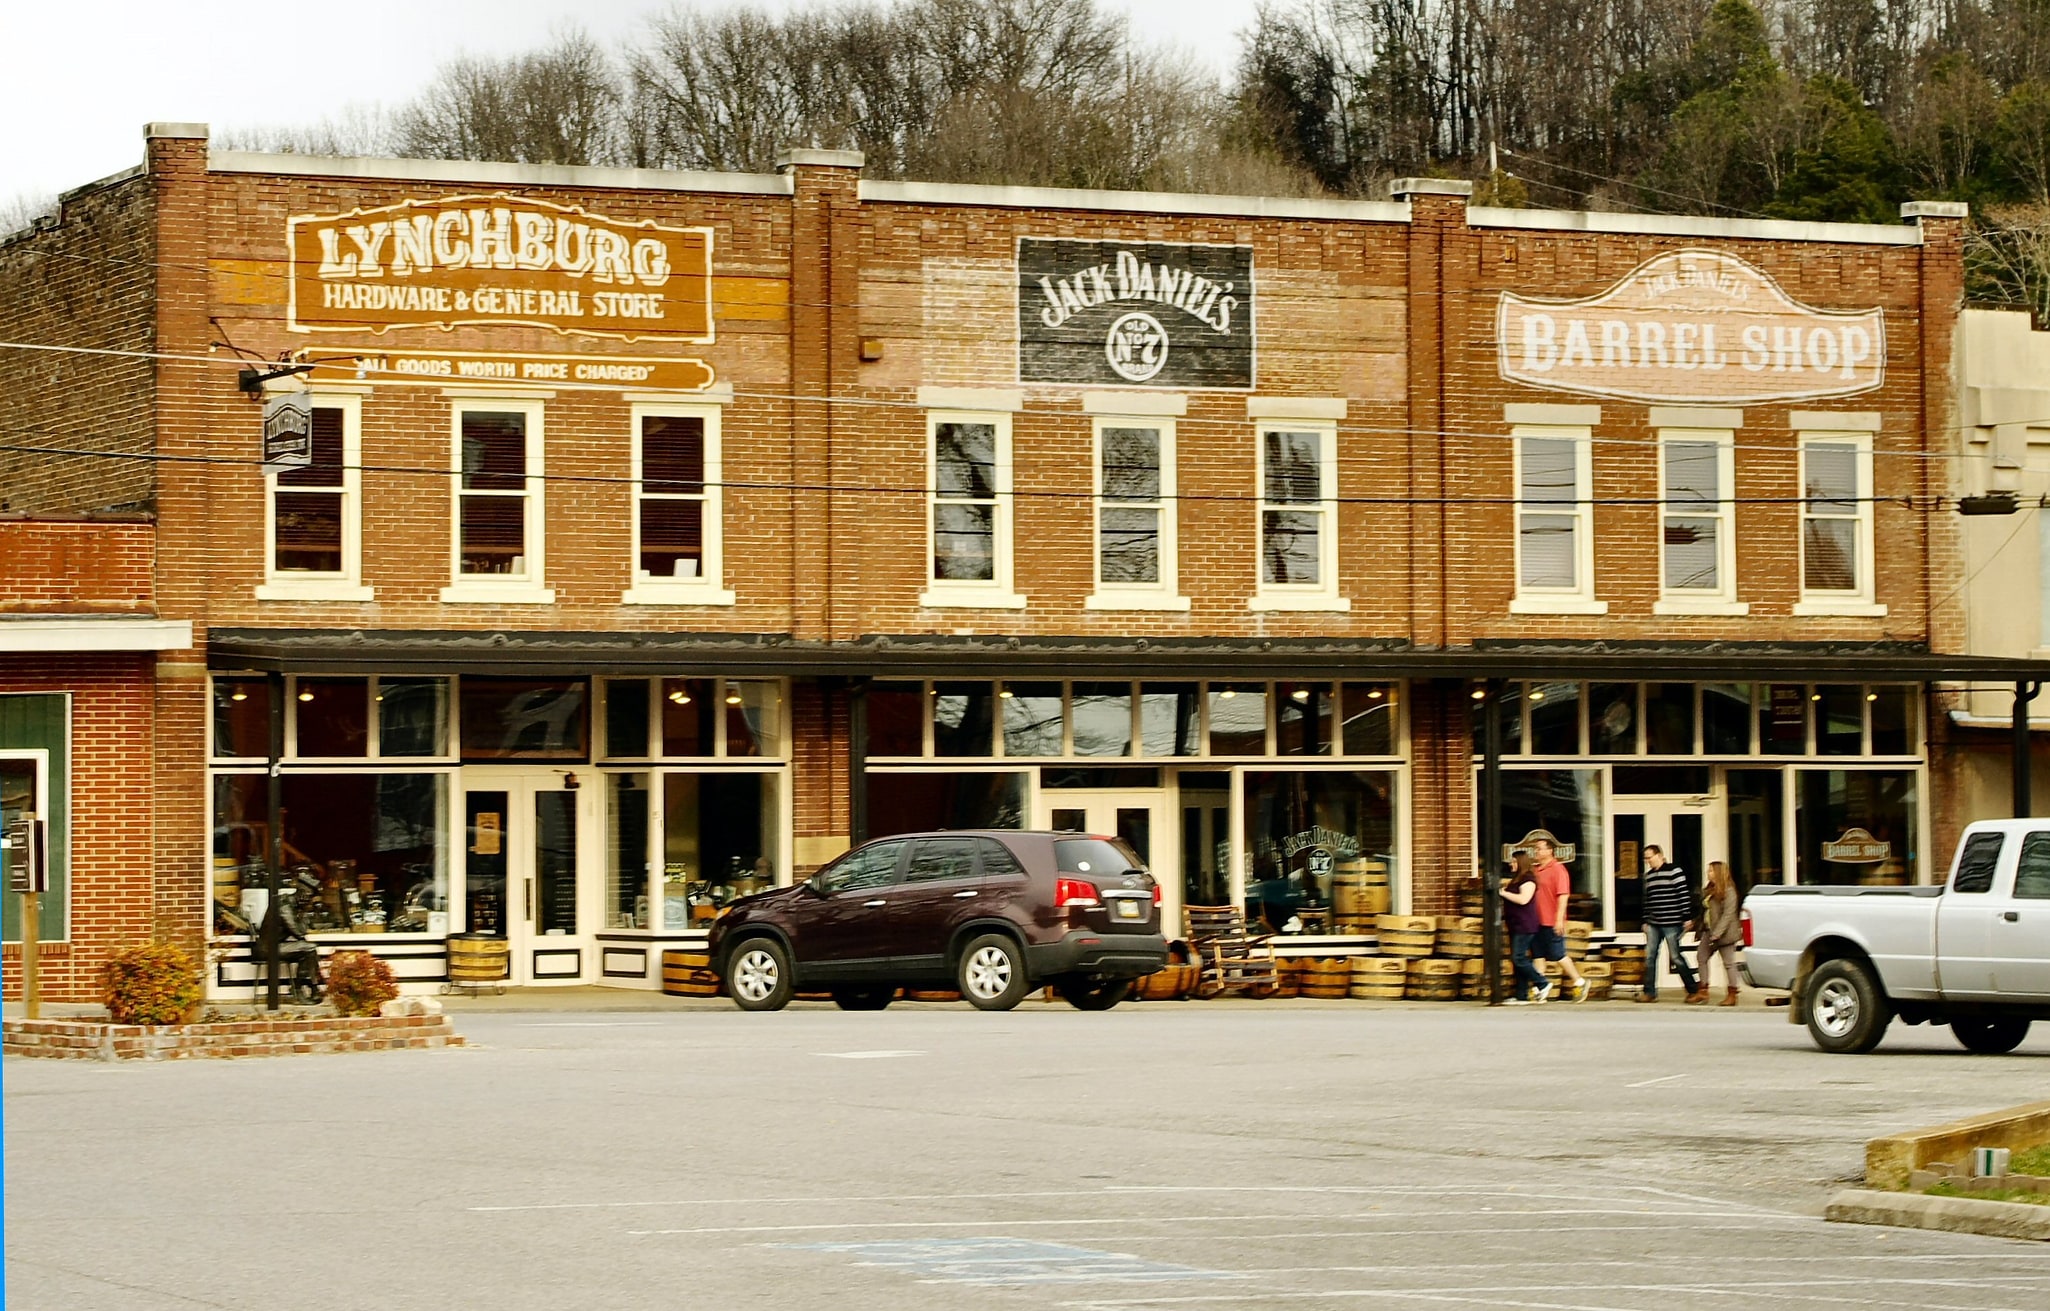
[0,0,1257,213]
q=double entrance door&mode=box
[463,771,597,986]
[1613,796,1712,934]
[1036,789,1176,926]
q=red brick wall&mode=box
[0,518,155,611]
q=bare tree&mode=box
[216,104,396,157]
[394,27,623,167]
[0,191,56,236]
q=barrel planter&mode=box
[445,934,509,993]
[1299,958,1353,999]
[1458,957,1513,1000]
[1348,956,1407,1000]
[1435,916,1483,959]
[1605,944,1646,987]
[1273,957,1310,999]
[1136,942,1197,1001]
[660,949,720,997]
[1332,859,1391,929]
[1375,914,1436,958]
[1406,958,1462,1001]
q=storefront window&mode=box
[1528,682,1580,754]
[1817,684,1863,756]
[212,772,449,935]
[1002,682,1065,757]
[1499,768,1605,927]
[606,773,651,928]
[934,682,996,756]
[1796,769,1916,885]
[1589,682,1637,754]
[295,677,370,757]
[660,678,715,756]
[1644,683,1694,755]
[661,771,780,926]
[724,681,782,757]
[461,677,588,760]
[1209,684,1267,755]
[1702,684,1752,754]
[213,677,273,758]
[1071,682,1133,757]
[868,770,1025,836]
[1276,683,1334,756]
[1179,771,1230,907]
[1139,684,1200,756]
[1469,682,1523,755]
[604,679,651,758]
[1342,683,1397,756]
[1760,684,1807,755]
[1726,768,1785,893]
[1243,770,1396,934]
[1870,686,1916,755]
[379,678,449,757]
[868,682,925,757]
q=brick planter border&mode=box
[3,1014,464,1061]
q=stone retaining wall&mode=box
[2,1014,464,1061]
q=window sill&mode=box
[1653,598,1751,616]
[1085,591,1192,612]
[438,584,557,605]
[1247,594,1352,613]
[1792,600,1887,617]
[621,585,737,607]
[918,588,1028,609]
[1509,597,1609,615]
[254,582,375,603]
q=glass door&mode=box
[1037,789,1173,923]
[463,772,597,986]
[1611,797,1713,934]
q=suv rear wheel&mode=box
[1055,977,1131,1011]
[958,934,1030,1011]
[727,939,794,1012]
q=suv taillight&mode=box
[1055,877,1100,907]
[1152,883,1163,905]
[1740,908,1753,948]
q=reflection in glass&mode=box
[534,789,578,934]
[1497,768,1606,927]
[460,678,588,760]
[606,773,651,928]
[1528,682,1580,755]
[212,772,448,935]
[1469,682,1524,756]
[933,682,996,756]
[1208,684,1267,755]
[463,789,507,935]
[725,680,782,757]
[213,677,272,758]
[1644,683,1694,755]
[1139,684,1201,756]
[867,682,925,757]
[1760,684,1807,755]
[1243,770,1397,934]
[1796,768,1915,885]
[1726,768,1785,893]
[1276,682,1333,756]
[1001,682,1065,756]
[296,677,370,757]
[1702,683,1752,754]
[603,679,650,758]
[867,770,1026,836]
[379,677,448,757]
[1070,682,1133,757]
[660,678,716,756]
[1589,683,1637,754]
[1342,683,1397,756]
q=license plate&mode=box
[1114,900,1142,920]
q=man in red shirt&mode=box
[1530,837,1590,1003]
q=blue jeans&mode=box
[1510,932,1546,999]
[1643,923,1697,999]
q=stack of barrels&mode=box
[1435,915,1484,959]
[1349,956,1407,999]
[1579,959,1615,1000]
[659,949,720,997]
[1375,914,1436,959]
[1298,957,1353,999]
[1605,941,1646,991]
[1564,919,1594,960]
[1406,958,1462,1000]
[1331,858,1392,933]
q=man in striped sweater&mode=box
[1638,845,1700,1003]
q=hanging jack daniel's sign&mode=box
[287,193,713,343]
[1498,249,1884,404]
[1018,238,1254,389]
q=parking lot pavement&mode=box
[7,1001,2049,1310]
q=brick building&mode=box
[5,121,2041,996]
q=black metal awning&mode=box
[203,628,2050,684]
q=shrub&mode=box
[326,950,399,1017]
[104,943,204,1026]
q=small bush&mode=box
[326,950,399,1017]
[104,943,204,1025]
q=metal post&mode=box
[848,678,869,845]
[265,671,285,1011]
[2014,681,2042,818]
[1481,679,1505,1006]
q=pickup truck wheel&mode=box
[1804,958,1891,1054]
[1951,1017,2031,1054]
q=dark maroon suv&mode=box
[708,830,1168,1012]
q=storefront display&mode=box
[1242,770,1396,934]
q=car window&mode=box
[820,840,905,894]
[2016,833,2050,900]
[1952,832,2004,894]
[905,838,979,884]
[1055,837,1144,876]
[979,838,1026,880]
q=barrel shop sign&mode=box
[1498,249,1884,404]
[287,194,713,343]
[1018,238,1253,389]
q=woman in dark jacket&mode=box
[1501,852,1547,1004]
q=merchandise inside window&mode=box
[1241,770,1397,935]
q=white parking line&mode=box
[1057,1274,2050,1311]
[814,1049,926,1059]
[1623,1072,1689,1088]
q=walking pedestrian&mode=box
[1636,844,1700,1004]
[1500,852,1546,1004]
[1695,860,1743,1007]
[1530,838,1589,1002]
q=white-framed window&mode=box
[623,403,734,606]
[1510,424,1604,614]
[1086,415,1188,611]
[1655,427,1743,614]
[258,393,371,602]
[442,398,554,604]
[920,409,1024,608]
[1251,421,1347,611]
[1796,431,1882,615]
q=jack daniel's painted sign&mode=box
[1018,238,1254,389]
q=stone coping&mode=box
[1866,1100,2050,1190]
[1827,1189,2050,1242]
[3,1014,463,1061]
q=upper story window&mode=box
[259,395,371,602]
[1796,429,1882,615]
[1510,423,1604,615]
[1088,415,1187,611]
[1252,421,1346,611]
[921,410,1023,609]
[1655,426,1742,614]
[443,400,553,605]
[624,404,733,606]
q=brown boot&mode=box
[1719,988,1739,1007]
[1684,989,1707,1005]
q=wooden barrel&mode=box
[1406,957,1462,1001]
[1300,957,1353,999]
[1435,916,1483,959]
[1605,944,1646,986]
[1376,914,1436,958]
[1564,919,1594,958]
[447,934,509,984]
[1349,956,1407,1000]
[1580,959,1614,1001]
[1332,859,1392,928]
[1457,957,1510,999]
[1274,957,1311,999]
[660,949,721,997]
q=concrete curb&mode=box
[1866,1100,2050,1189]
[1825,1188,2050,1242]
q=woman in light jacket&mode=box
[1694,860,1742,1007]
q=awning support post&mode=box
[848,678,869,845]
[2015,681,2042,818]
[1481,678,1504,1006]
[265,670,284,1012]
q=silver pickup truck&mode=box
[1743,818,2050,1054]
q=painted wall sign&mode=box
[1497,249,1884,404]
[261,392,313,468]
[287,193,713,342]
[298,349,714,393]
[1018,238,1253,389]
[1821,827,1892,863]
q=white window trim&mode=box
[1086,415,1189,612]
[1250,419,1350,612]
[1794,429,1886,617]
[257,393,373,602]
[1652,426,1748,616]
[1509,423,1607,615]
[622,401,736,606]
[919,409,1026,609]
[441,398,555,605]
